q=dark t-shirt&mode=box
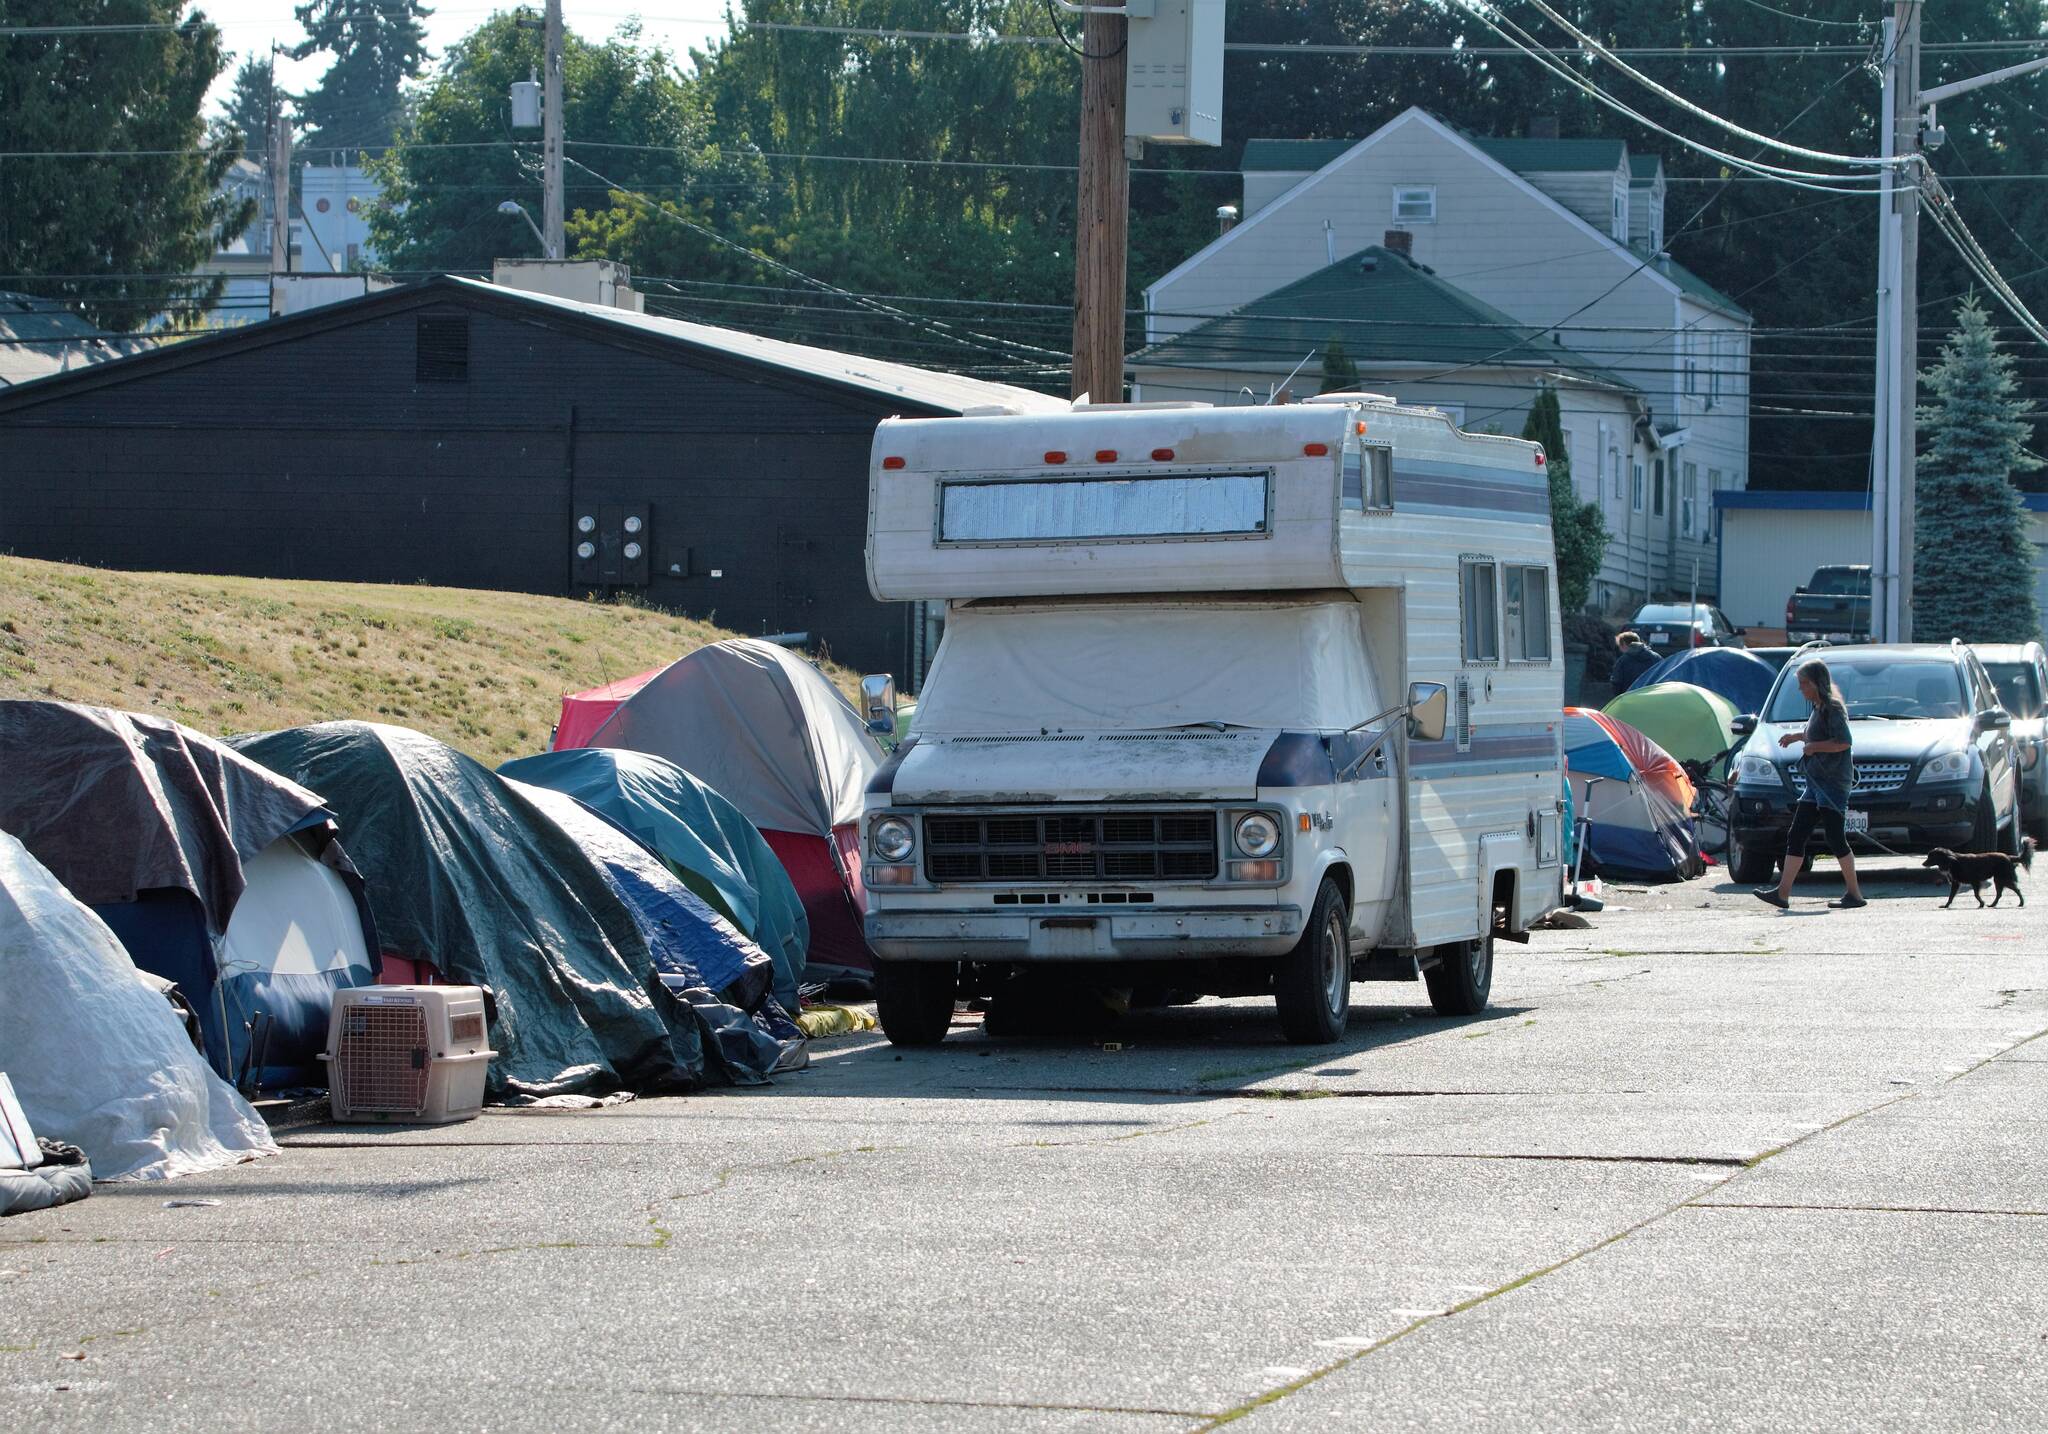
[1801,699,1853,806]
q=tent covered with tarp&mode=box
[1563,708,1703,881]
[1629,647,1777,719]
[507,781,801,1083]
[498,748,809,1011]
[1,830,277,1184]
[1605,682,1742,779]
[0,701,379,1087]
[553,667,664,753]
[575,639,884,985]
[231,721,708,1099]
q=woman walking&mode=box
[1756,658,1866,910]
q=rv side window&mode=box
[1505,565,1553,662]
[1461,559,1500,663]
[1341,446,1393,511]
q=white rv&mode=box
[861,397,1565,1045]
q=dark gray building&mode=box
[0,276,1057,681]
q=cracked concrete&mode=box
[4,853,2045,1431]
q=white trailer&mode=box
[861,396,1565,1044]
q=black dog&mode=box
[1923,839,2035,908]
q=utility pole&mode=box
[542,0,566,261]
[269,57,292,284]
[1069,7,1130,402]
[1870,0,1920,644]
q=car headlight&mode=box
[871,816,915,862]
[1234,812,1282,858]
[1920,751,1972,782]
[1733,754,1780,785]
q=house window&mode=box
[1683,335,1701,398]
[1707,334,1726,407]
[1630,461,1645,513]
[1650,207,1663,251]
[1342,446,1393,511]
[1461,558,1500,664]
[1688,468,1712,539]
[1393,186,1437,223]
[1654,459,1667,518]
[1609,445,1623,501]
[1505,565,1553,662]
[1613,188,1628,241]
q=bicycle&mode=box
[1681,744,1739,857]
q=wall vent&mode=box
[415,314,469,382]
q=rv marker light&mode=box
[881,455,906,470]
[1303,442,1328,457]
[1095,450,1118,463]
[1044,451,1067,464]
[1151,448,1175,461]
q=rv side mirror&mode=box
[861,673,899,736]
[1731,714,1757,737]
[1406,682,1448,743]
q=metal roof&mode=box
[1471,136,1629,174]
[1630,153,1665,182]
[1240,138,1361,172]
[1132,246,1637,390]
[0,293,151,389]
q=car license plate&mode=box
[1844,809,1870,835]
[1649,630,1670,645]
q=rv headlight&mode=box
[1234,812,1282,859]
[872,816,915,862]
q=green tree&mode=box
[290,0,432,157]
[1318,337,1359,395]
[0,2,253,331]
[219,53,280,162]
[1521,386,1610,614]
[1912,297,2044,643]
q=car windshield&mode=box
[1633,605,1701,625]
[1806,569,1869,596]
[1766,658,1965,723]
[1986,662,2044,719]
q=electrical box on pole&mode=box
[510,77,541,129]
[1125,0,1223,147]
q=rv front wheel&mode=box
[875,959,958,1046]
[1424,930,1493,1017]
[1274,879,1351,1044]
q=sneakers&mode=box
[1828,895,1868,910]
[1753,887,1790,910]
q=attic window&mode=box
[1393,186,1436,223]
[416,314,469,383]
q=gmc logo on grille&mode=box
[1043,841,1096,856]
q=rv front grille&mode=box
[923,810,1217,885]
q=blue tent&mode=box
[1630,647,1777,716]
[498,749,809,1011]
[1562,708,1702,881]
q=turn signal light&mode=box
[881,456,906,470]
[1303,442,1329,457]
[1229,860,1281,882]
[1044,450,1067,464]
[868,864,917,886]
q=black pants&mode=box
[1786,798,1851,860]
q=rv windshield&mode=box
[913,596,1381,734]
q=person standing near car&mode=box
[1611,631,1658,696]
[1756,659,1866,910]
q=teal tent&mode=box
[499,748,809,1010]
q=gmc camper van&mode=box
[861,396,1565,1045]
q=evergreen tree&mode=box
[1318,337,1359,395]
[1912,297,2044,643]
[0,2,252,331]
[1521,386,1610,614]
[290,0,432,157]
[220,54,279,162]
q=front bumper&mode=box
[865,904,1305,963]
[1732,786,1977,853]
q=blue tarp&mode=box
[498,749,809,1010]
[1630,647,1778,716]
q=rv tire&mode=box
[1274,879,1351,1044]
[875,959,958,1047]
[1424,929,1493,1017]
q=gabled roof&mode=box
[1629,153,1665,182]
[1132,245,1636,391]
[1241,138,1360,172]
[0,275,1063,416]
[1655,255,1750,319]
[1471,136,1628,174]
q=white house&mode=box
[1140,107,1754,612]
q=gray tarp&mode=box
[587,639,882,837]
[0,701,326,934]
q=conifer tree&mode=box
[1318,337,1359,395]
[221,55,279,162]
[290,0,432,157]
[1521,387,1610,614]
[1912,297,2044,643]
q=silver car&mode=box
[1977,641,2048,841]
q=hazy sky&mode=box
[196,2,734,112]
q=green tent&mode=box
[1603,682,1741,776]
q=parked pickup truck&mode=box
[1785,564,1872,645]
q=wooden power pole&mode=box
[542,0,566,260]
[1070,9,1130,403]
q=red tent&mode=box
[552,667,664,752]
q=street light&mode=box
[497,200,546,252]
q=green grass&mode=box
[0,554,852,764]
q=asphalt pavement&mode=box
[6,853,2046,1431]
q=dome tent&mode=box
[577,639,885,985]
[1629,646,1777,717]
[1604,682,1742,778]
[1563,708,1703,881]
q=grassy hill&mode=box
[0,555,849,764]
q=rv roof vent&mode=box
[960,404,1027,417]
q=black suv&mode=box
[1725,642,2024,883]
